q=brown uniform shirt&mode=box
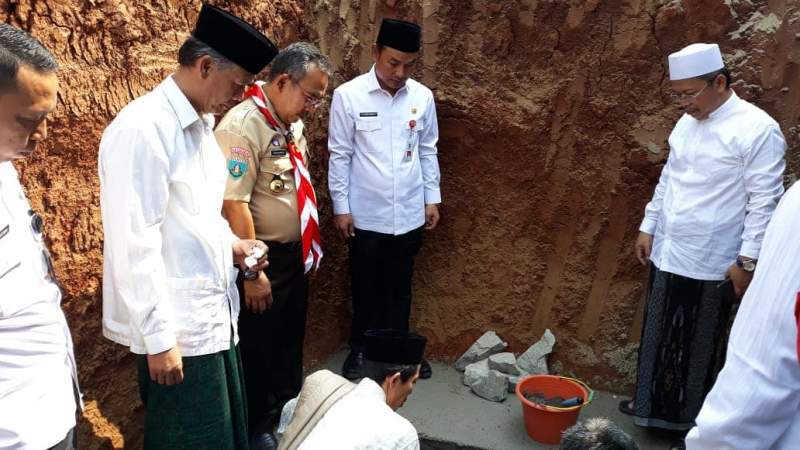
[216,90,309,243]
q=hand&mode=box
[334,214,355,240]
[725,263,753,299]
[425,204,440,230]
[244,271,273,313]
[233,239,269,271]
[634,232,654,266]
[147,347,184,386]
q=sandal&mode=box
[618,399,635,416]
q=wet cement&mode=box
[321,351,676,450]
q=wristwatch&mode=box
[243,269,260,281]
[736,257,757,273]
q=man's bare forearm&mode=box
[223,200,256,240]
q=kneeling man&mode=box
[279,330,426,450]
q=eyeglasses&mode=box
[295,82,325,109]
[667,84,709,103]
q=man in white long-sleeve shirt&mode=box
[684,181,800,449]
[0,23,80,450]
[328,18,441,380]
[620,43,786,445]
[99,5,274,448]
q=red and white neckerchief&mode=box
[245,82,322,273]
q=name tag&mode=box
[359,112,378,117]
[271,150,287,157]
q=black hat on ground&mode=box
[192,4,279,74]
[376,18,421,53]
[364,329,427,365]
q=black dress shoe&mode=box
[342,350,365,380]
[250,432,278,450]
[419,359,432,379]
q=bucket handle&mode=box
[537,376,595,411]
[560,376,595,404]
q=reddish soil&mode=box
[3,0,799,447]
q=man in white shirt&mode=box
[0,23,80,450]
[99,5,274,448]
[621,43,786,447]
[328,18,441,380]
[278,330,426,450]
[684,182,800,449]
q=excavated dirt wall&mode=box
[306,0,800,386]
[4,0,799,448]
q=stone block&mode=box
[470,369,508,402]
[455,331,507,371]
[517,329,556,375]
[488,352,520,375]
[462,358,490,387]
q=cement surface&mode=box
[321,351,675,450]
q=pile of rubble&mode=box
[455,330,556,402]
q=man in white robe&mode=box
[622,43,786,444]
[98,5,275,447]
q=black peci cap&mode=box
[192,4,279,74]
[364,329,427,365]
[376,18,421,53]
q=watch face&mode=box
[744,261,756,272]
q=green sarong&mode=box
[137,344,249,450]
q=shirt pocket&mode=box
[355,118,382,152]
[170,169,201,216]
[260,157,295,196]
[0,219,20,281]
[166,277,227,327]
[0,219,24,317]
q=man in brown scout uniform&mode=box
[216,42,332,450]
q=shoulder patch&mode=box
[228,147,250,179]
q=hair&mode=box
[267,42,332,82]
[177,35,232,69]
[560,418,639,450]
[698,66,731,89]
[0,23,58,93]
[363,360,419,385]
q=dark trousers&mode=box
[349,227,423,348]
[237,240,308,434]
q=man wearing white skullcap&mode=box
[620,43,786,449]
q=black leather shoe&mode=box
[342,350,365,380]
[250,432,278,450]
[419,359,432,379]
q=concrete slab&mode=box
[320,351,675,450]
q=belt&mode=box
[261,240,302,252]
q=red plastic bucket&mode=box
[515,375,593,445]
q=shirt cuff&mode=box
[333,198,350,215]
[143,328,177,355]
[424,189,442,205]
[223,193,252,203]
[739,241,761,260]
[639,217,657,235]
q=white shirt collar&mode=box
[356,377,388,403]
[707,90,739,121]
[367,65,409,96]
[161,75,204,130]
